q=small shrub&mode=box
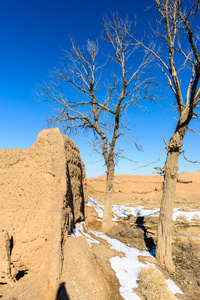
[145,217,159,225]
[176,214,189,224]
[192,214,200,223]
[179,206,191,212]
[139,266,176,300]
[181,197,188,202]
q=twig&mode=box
[132,146,167,170]
[182,150,200,164]
[177,179,192,184]
[188,127,200,135]
[163,137,168,146]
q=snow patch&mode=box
[112,205,160,220]
[173,210,200,221]
[87,196,104,219]
[87,197,200,222]
[72,222,100,247]
[83,197,185,299]
[86,229,147,299]
[166,279,184,295]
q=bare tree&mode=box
[37,13,154,232]
[134,0,200,271]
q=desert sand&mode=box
[87,171,200,208]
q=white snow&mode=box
[73,197,187,299]
[91,231,149,300]
[87,196,104,219]
[172,209,200,221]
[72,222,100,247]
[73,222,145,299]
[112,205,160,220]
[73,220,184,300]
[87,197,200,222]
[112,203,200,222]
[166,279,184,295]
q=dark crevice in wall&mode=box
[60,161,75,274]
[15,269,29,281]
[55,282,70,300]
[79,162,85,220]
[10,236,14,256]
[65,161,75,230]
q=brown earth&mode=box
[0,129,135,300]
[85,204,200,300]
[1,129,200,300]
[87,171,200,208]
[86,171,200,300]
[60,235,123,300]
[0,128,86,299]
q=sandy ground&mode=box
[84,199,200,300]
[85,171,200,300]
[1,171,199,300]
[87,170,200,209]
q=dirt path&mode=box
[60,229,123,300]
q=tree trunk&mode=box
[102,160,115,233]
[156,124,188,272]
[156,149,179,272]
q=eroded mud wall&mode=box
[0,128,86,299]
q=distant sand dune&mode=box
[87,171,200,208]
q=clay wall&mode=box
[0,128,86,299]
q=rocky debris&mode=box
[0,128,86,299]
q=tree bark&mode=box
[156,124,188,272]
[102,160,115,233]
[156,149,179,272]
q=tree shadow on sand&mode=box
[136,216,156,257]
[55,282,70,300]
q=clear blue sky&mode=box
[1,0,199,178]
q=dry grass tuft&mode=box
[145,217,159,225]
[109,224,144,239]
[192,213,200,223]
[181,197,188,203]
[139,266,176,300]
[176,214,189,224]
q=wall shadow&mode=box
[136,216,156,257]
[65,161,85,230]
[55,282,70,300]
[10,236,14,256]
[79,162,85,220]
[66,162,75,231]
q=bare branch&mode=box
[178,1,200,63]
[186,66,196,105]
[163,137,168,146]
[188,127,200,135]
[132,146,167,171]
[37,12,157,177]
[85,159,104,166]
[132,38,170,72]
[158,63,177,95]
[181,150,200,164]
[177,178,192,184]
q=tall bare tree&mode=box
[37,13,154,232]
[134,0,200,271]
